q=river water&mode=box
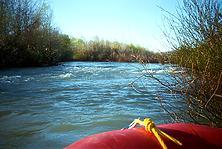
[0,62,180,148]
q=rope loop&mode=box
[128,118,182,149]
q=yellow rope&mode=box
[128,118,182,149]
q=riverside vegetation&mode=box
[71,38,160,63]
[0,0,221,127]
[0,0,158,68]
[153,0,222,127]
[0,0,73,67]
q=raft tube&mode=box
[65,123,222,149]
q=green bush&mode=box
[71,38,158,62]
[0,0,73,67]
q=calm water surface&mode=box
[0,62,180,148]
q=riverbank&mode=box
[1,0,163,68]
[155,0,222,127]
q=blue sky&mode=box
[50,0,179,52]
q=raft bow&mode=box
[65,118,222,149]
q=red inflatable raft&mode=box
[65,123,222,149]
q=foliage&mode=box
[71,38,159,63]
[159,0,222,126]
[0,0,73,67]
[0,0,161,67]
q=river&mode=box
[0,62,180,148]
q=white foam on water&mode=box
[59,73,72,78]
[0,75,22,83]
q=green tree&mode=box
[0,0,73,67]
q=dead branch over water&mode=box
[134,0,222,127]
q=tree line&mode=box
[0,0,73,67]
[0,0,160,68]
[71,37,159,63]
